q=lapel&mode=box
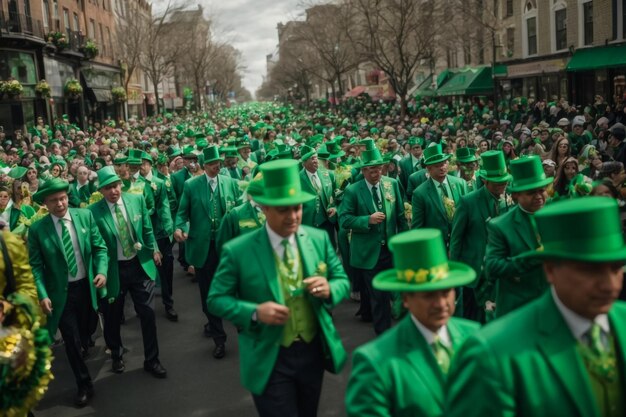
[448,176,462,204]
[217,175,227,213]
[100,200,120,241]
[608,305,626,380]
[512,207,537,249]
[380,178,392,215]
[9,207,20,229]
[296,227,316,278]
[426,179,447,220]
[401,316,445,406]
[122,195,139,241]
[252,228,283,304]
[44,215,63,253]
[479,187,494,221]
[200,176,213,218]
[358,180,376,214]
[69,209,86,256]
[537,293,598,417]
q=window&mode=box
[522,1,538,57]
[24,0,32,17]
[52,0,58,18]
[42,0,50,31]
[106,27,113,58]
[555,8,567,51]
[612,0,625,40]
[73,12,79,31]
[583,1,593,45]
[506,27,515,55]
[506,0,514,16]
[63,8,70,33]
[99,23,105,55]
[89,18,95,39]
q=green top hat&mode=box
[517,197,626,263]
[423,143,451,166]
[237,137,252,150]
[126,149,143,165]
[202,145,223,164]
[182,146,199,159]
[478,151,512,183]
[307,134,324,147]
[220,146,238,158]
[166,146,182,159]
[455,147,478,163]
[373,229,476,292]
[246,175,264,198]
[408,136,425,147]
[316,145,330,160]
[254,160,315,207]
[113,154,128,165]
[97,166,122,189]
[325,140,345,159]
[33,178,70,204]
[359,138,385,168]
[300,145,317,162]
[139,151,153,164]
[508,156,553,193]
[196,138,208,150]
[7,166,28,180]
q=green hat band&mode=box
[482,167,508,177]
[397,263,450,284]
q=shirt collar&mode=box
[107,199,123,211]
[551,286,610,340]
[265,223,295,252]
[365,179,380,190]
[410,314,451,348]
[433,176,449,187]
[52,211,72,224]
[205,173,218,184]
[143,171,153,181]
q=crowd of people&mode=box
[0,93,625,416]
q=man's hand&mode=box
[40,298,53,315]
[303,276,330,299]
[93,274,106,288]
[256,302,290,325]
[369,212,386,224]
[174,229,187,242]
[153,251,163,266]
[327,208,337,218]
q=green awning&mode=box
[567,44,626,71]
[437,66,494,96]
[413,75,436,98]
[493,63,507,77]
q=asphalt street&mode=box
[34,250,374,417]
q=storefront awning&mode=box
[436,66,494,96]
[90,88,112,102]
[412,75,436,98]
[345,86,366,97]
[567,44,626,71]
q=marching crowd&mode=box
[0,94,625,417]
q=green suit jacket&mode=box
[215,200,264,253]
[155,171,178,221]
[346,315,479,417]
[207,225,350,395]
[484,206,547,317]
[68,181,96,208]
[175,174,241,267]
[88,194,158,300]
[170,167,191,200]
[142,174,173,240]
[398,155,421,192]
[339,177,408,269]
[300,168,337,228]
[28,208,108,338]
[411,176,468,241]
[446,292,626,417]
[450,187,512,285]
[406,170,429,202]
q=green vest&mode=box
[576,334,624,417]
[209,186,223,240]
[274,250,317,347]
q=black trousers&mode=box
[102,257,159,364]
[57,278,93,389]
[355,244,393,335]
[177,241,189,270]
[157,237,174,309]
[252,336,325,417]
[196,240,226,345]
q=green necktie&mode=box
[588,323,606,355]
[60,218,78,277]
[311,174,321,193]
[281,238,295,271]
[114,204,135,257]
[432,335,452,373]
[372,185,383,211]
[439,182,449,198]
[582,323,617,383]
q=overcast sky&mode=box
[206,0,304,96]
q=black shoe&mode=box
[213,344,226,359]
[74,385,94,407]
[144,361,167,378]
[165,307,178,322]
[112,358,125,374]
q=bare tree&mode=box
[140,1,183,114]
[348,0,439,118]
[209,44,244,102]
[114,0,149,92]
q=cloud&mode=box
[203,0,302,97]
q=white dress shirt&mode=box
[411,314,452,348]
[266,224,299,273]
[52,212,87,281]
[306,170,321,191]
[205,174,218,193]
[551,286,610,345]
[365,179,382,207]
[107,200,136,261]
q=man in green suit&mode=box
[174,145,241,359]
[405,168,429,201]
[447,197,626,417]
[454,147,480,192]
[411,143,468,247]
[450,151,512,322]
[339,138,408,334]
[398,136,424,193]
[89,167,167,379]
[68,165,96,207]
[484,156,552,318]
[299,146,338,246]
[170,147,198,275]
[28,178,108,407]
[346,228,479,417]
[136,151,177,321]
[208,159,349,417]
